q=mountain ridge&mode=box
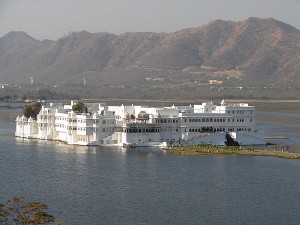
[1,17,300,85]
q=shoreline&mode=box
[163,145,300,160]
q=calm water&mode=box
[256,111,300,152]
[1,107,300,225]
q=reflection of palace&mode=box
[15,100,265,147]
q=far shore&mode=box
[3,99,300,112]
[81,99,300,113]
[163,145,300,160]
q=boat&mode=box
[15,100,265,147]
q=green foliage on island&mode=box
[72,101,88,113]
[0,196,62,225]
[22,101,42,120]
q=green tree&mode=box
[72,101,88,113]
[22,101,42,120]
[0,196,55,225]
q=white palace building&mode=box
[15,100,265,147]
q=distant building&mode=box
[0,84,9,89]
[153,78,165,82]
[208,80,223,85]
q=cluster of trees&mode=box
[0,95,17,102]
[0,197,61,225]
[22,101,89,121]
[72,101,88,113]
[22,101,42,120]
[21,89,69,101]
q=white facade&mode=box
[15,101,265,147]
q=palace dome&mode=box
[137,111,150,120]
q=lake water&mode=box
[0,107,300,225]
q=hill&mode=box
[1,17,300,88]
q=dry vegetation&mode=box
[164,144,300,160]
[1,17,300,88]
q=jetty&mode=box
[264,136,289,139]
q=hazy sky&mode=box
[1,0,300,40]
